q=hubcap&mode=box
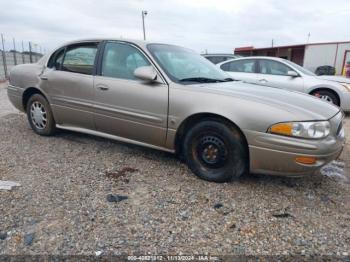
[314,93,334,104]
[320,95,333,104]
[196,135,228,168]
[30,101,47,129]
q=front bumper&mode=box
[245,112,345,176]
[249,144,343,176]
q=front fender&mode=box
[165,85,303,150]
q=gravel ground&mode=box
[0,82,349,256]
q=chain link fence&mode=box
[0,34,45,82]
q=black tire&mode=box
[26,94,56,136]
[182,120,248,183]
[311,90,340,106]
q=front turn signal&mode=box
[295,156,317,165]
[269,123,293,136]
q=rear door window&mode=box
[61,44,98,75]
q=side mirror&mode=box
[134,66,157,81]
[287,70,299,77]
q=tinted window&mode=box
[220,62,230,71]
[217,56,229,63]
[205,56,218,64]
[62,44,98,75]
[205,56,234,64]
[101,42,150,80]
[259,60,291,76]
[221,60,255,73]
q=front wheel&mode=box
[182,121,248,183]
[26,94,56,136]
[311,90,340,106]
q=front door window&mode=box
[101,42,150,80]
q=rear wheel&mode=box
[311,90,340,106]
[26,94,56,136]
[182,120,248,183]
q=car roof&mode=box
[227,56,287,62]
[51,38,182,53]
[216,56,289,66]
[203,54,237,57]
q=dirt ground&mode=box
[0,82,349,256]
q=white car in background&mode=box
[217,56,350,111]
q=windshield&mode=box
[147,44,231,84]
[283,59,316,76]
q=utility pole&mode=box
[271,39,274,47]
[142,10,148,40]
[307,32,311,43]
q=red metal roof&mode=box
[235,44,305,52]
[234,46,254,52]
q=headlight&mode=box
[340,83,350,91]
[268,121,330,139]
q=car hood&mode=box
[317,75,350,84]
[194,81,340,120]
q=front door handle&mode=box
[40,76,48,80]
[98,85,109,91]
[258,79,268,83]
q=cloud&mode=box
[0,0,349,54]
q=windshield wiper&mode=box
[179,77,227,83]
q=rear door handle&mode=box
[40,76,48,80]
[97,85,109,91]
[258,79,268,83]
